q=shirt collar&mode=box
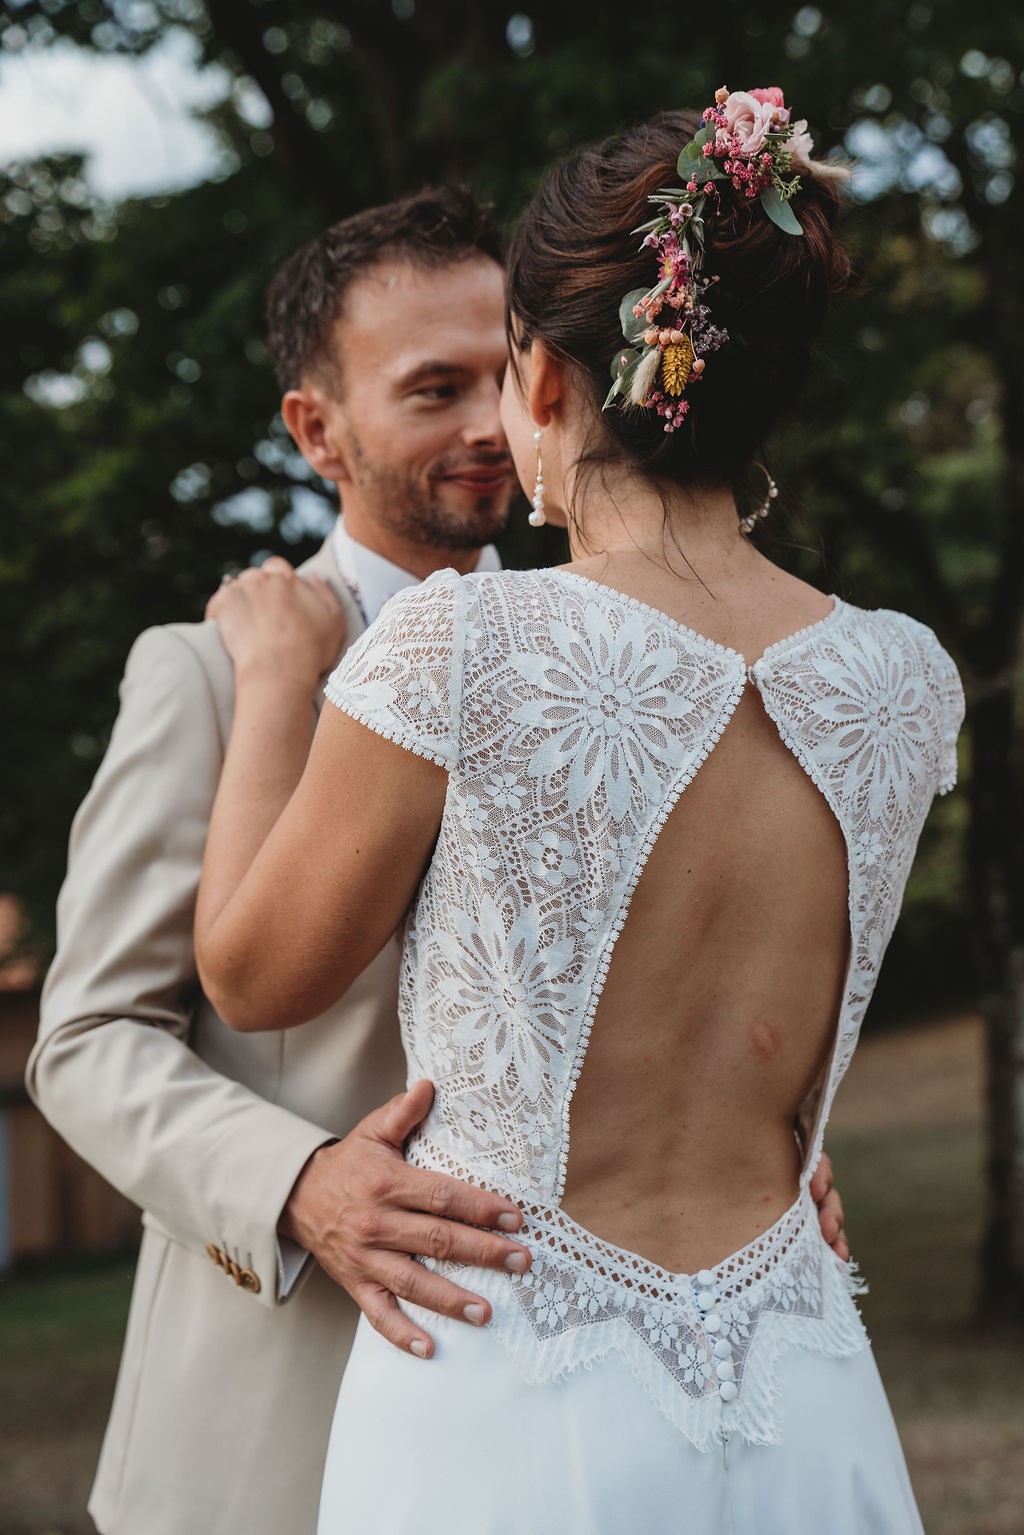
[331,516,501,625]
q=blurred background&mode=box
[0,2,1022,1531]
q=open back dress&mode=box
[316,565,963,1535]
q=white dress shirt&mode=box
[331,516,502,625]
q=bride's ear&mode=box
[527,340,567,430]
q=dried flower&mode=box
[661,338,694,396]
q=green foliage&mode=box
[618,291,650,344]
[760,185,803,234]
[1,0,1022,992]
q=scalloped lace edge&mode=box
[443,1245,868,1452]
[322,686,456,770]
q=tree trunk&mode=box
[978,948,1024,1323]
[971,683,1024,1325]
[972,259,1024,1327]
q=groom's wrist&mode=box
[278,1138,339,1250]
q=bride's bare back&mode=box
[561,562,849,1273]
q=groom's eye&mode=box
[414,383,458,401]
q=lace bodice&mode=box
[325,565,964,1447]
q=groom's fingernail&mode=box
[504,1250,529,1273]
[497,1212,522,1232]
[463,1303,486,1325]
[410,1339,429,1358]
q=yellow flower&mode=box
[661,336,694,396]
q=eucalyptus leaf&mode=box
[604,352,642,407]
[677,127,710,173]
[631,215,666,235]
[619,289,651,342]
[620,357,642,388]
[760,186,803,236]
[609,346,641,381]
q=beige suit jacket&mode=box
[27,533,408,1535]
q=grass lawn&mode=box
[1,1015,1020,1533]
[828,1014,1024,1535]
[0,1261,135,1535]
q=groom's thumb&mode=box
[373,1079,435,1147]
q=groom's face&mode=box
[315,255,515,551]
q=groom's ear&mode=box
[281,387,354,486]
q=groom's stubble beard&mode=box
[343,425,516,553]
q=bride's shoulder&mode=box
[835,595,959,672]
[832,599,964,749]
[460,566,544,595]
[367,567,544,656]
[387,566,540,612]
[352,567,468,659]
[456,566,554,618]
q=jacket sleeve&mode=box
[26,624,334,1309]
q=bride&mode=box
[196,95,962,1533]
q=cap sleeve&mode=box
[323,569,464,769]
[922,627,965,796]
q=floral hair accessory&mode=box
[605,86,834,433]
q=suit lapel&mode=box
[299,530,366,718]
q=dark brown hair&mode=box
[506,110,853,506]
[266,186,503,393]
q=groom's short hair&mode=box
[266,186,503,395]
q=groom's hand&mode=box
[810,1151,849,1261]
[279,1080,530,1359]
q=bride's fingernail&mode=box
[504,1250,529,1273]
[410,1339,429,1358]
[497,1212,522,1232]
[463,1303,486,1325]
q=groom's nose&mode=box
[462,378,507,450]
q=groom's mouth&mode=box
[439,465,514,497]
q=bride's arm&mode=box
[195,566,447,1032]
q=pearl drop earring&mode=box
[739,464,778,535]
[529,428,546,527]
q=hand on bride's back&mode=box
[206,556,346,690]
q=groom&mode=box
[29,187,847,1535]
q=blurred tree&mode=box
[0,0,1020,1322]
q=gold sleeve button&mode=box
[239,1268,262,1295]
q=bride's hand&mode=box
[206,557,347,691]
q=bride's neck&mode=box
[565,477,753,580]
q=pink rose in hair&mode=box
[722,91,778,156]
[749,87,786,110]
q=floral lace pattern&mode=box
[325,565,965,1446]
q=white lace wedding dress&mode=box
[316,565,963,1534]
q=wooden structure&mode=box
[0,899,139,1269]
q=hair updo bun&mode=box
[506,109,854,495]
